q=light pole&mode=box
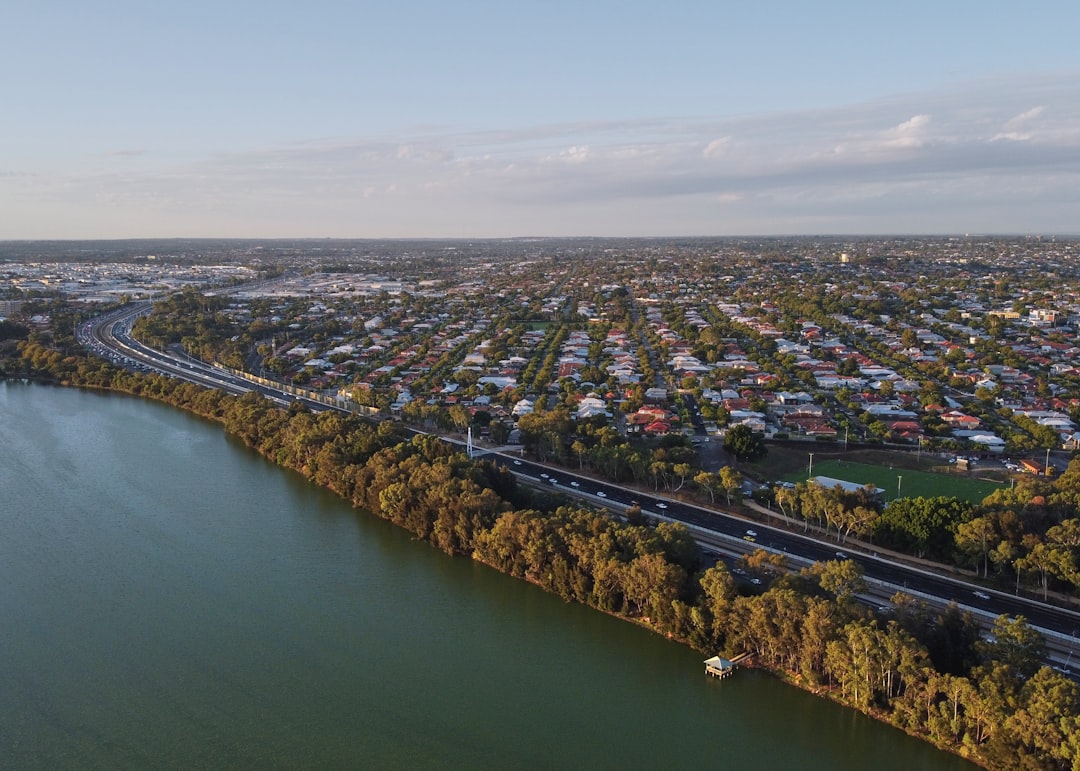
[809,452,814,480]
[897,475,903,500]
[1046,447,1052,477]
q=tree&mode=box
[737,548,788,580]
[571,440,588,470]
[774,485,798,525]
[448,404,471,431]
[1052,457,1080,503]
[718,466,743,506]
[817,559,867,603]
[995,666,1079,764]
[873,496,974,560]
[979,615,1045,679]
[693,470,720,504]
[0,319,29,342]
[1016,539,1071,601]
[724,424,766,462]
[698,564,736,647]
[672,462,694,492]
[1046,519,1080,589]
[955,516,998,577]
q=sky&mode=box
[3,1,1079,239]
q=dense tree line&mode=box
[10,340,1080,768]
[774,473,1080,606]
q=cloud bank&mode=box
[3,75,1079,238]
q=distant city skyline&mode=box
[4,1,1079,239]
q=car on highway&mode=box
[746,530,757,538]
[973,590,991,600]
[656,503,668,509]
[595,491,606,497]
[835,551,848,560]
[513,460,522,466]
[743,535,756,543]
[570,481,579,487]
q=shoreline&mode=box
[0,356,1031,768]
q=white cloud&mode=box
[549,145,590,163]
[703,137,731,158]
[992,105,1045,142]
[884,114,932,148]
[396,143,454,162]
[1008,106,1045,126]
[4,74,1079,238]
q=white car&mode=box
[973,590,990,600]
[746,530,758,538]
[656,503,668,509]
[570,481,580,487]
[596,491,607,497]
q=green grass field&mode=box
[779,459,1003,504]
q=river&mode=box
[0,382,974,769]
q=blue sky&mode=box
[4,1,1079,238]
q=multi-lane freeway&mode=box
[81,303,1080,666]
[83,303,302,408]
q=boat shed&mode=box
[704,656,736,678]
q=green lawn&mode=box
[779,459,1003,504]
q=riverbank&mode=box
[5,378,980,769]
[11,344,1072,768]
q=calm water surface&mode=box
[0,383,975,769]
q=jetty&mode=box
[704,652,751,679]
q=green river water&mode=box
[0,382,975,769]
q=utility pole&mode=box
[808,452,814,480]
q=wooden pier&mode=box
[704,652,751,679]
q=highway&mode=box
[82,303,302,408]
[81,302,1080,662]
[483,455,1078,622]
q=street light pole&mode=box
[809,452,814,480]
[897,475,903,500]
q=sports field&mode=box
[779,459,1003,504]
